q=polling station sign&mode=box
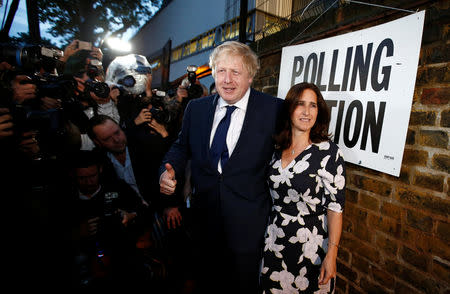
[277,11,425,176]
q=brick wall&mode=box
[251,1,449,293]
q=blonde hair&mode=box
[209,41,260,79]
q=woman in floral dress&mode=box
[260,82,345,294]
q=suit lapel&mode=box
[204,94,219,161]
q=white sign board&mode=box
[277,11,425,176]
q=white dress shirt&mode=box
[209,88,250,173]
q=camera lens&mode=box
[118,75,136,87]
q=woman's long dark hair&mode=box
[275,82,331,150]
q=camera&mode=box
[84,79,110,99]
[30,73,78,100]
[0,43,63,72]
[149,91,171,125]
[183,65,203,100]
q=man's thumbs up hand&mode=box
[160,163,177,195]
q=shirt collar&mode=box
[107,146,130,167]
[217,87,250,111]
[79,185,102,200]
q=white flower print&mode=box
[317,141,330,150]
[300,188,321,212]
[296,201,310,216]
[270,189,280,200]
[302,226,324,265]
[292,153,311,174]
[264,222,285,258]
[271,160,295,188]
[289,227,310,244]
[281,211,305,226]
[294,267,309,291]
[334,164,345,190]
[284,189,300,204]
[327,202,342,213]
[269,261,298,294]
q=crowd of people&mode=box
[1,39,345,293]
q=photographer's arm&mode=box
[0,108,13,139]
[145,73,153,98]
[11,75,36,103]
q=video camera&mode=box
[182,65,203,100]
[0,43,63,73]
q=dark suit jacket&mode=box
[161,88,283,255]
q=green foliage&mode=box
[37,0,161,46]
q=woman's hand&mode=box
[134,108,152,126]
[148,118,168,138]
[318,248,337,285]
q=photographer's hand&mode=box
[0,108,13,139]
[120,210,137,227]
[90,47,103,62]
[12,75,36,103]
[61,39,80,63]
[164,206,182,230]
[109,87,120,104]
[134,108,152,126]
[40,96,62,110]
[18,131,40,159]
[148,118,168,138]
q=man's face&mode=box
[214,53,253,104]
[75,165,100,196]
[92,119,127,154]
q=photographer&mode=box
[69,150,147,290]
[63,48,119,150]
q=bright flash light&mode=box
[106,37,132,52]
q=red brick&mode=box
[371,266,395,289]
[359,277,389,293]
[344,203,368,223]
[381,202,403,221]
[368,213,401,238]
[346,188,359,204]
[413,171,444,192]
[375,232,398,257]
[395,187,450,217]
[436,221,450,242]
[348,174,392,197]
[421,87,450,104]
[352,253,370,273]
[405,209,433,232]
[408,110,437,125]
[394,281,422,294]
[431,257,450,283]
[432,153,450,173]
[401,227,432,254]
[338,247,351,263]
[341,235,380,263]
[441,109,450,127]
[400,245,430,271]
[419,130,449,148]
[359,193,380,212]
[337,260,358,281]
[401,148,428,166]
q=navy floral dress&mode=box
[260,141,346,294]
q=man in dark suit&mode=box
[159,41,283,293]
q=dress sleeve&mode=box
[320,142,346,213]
